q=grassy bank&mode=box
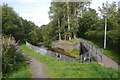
[10,67,32,79]
[20,44,118,78]
[3,63,32,79]
[3,62,32,79]
[2,37,32,79]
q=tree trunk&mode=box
[73,4,78,40]
[63,13,66,40]
[64,34,66,40]
[67,2,71,41]
[58,18,61,41]
[58,31,61,41]
[73,33,76,39]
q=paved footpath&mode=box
[101,53,120,71]
[29,57,49,78]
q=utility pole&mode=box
[104,18,107,49]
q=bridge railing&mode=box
[80,38,103,63]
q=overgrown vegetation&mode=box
[2,37,31,79]
[61,39,80,57]
[20,44,119,78]
[2,4,42,45]
[65,49,80,58]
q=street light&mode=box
[103,11,111,49]
[104,17,107,49]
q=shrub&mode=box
[2,36,26,78]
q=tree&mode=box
[49,2,91,41]
[49,2,65,41]
[77,8,99,38]
[77,1,119,53]
[2,4,19,36]
[98,1,118,49]
[2,4,40,44]
[40,24,53,47]
[67,2,71,40]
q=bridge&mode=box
[79,38,103,64]
[79,38,119,70]
[26,39,119,70]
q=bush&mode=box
[2,36,27,78]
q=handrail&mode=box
[79,38,103,63]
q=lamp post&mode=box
[103,11,112,49]
[103,8,112,49]
[104,17,107,49]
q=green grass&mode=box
[65,49,80,58]
[10,68,32,79]
[88,40,120,64]
[20,44,119,78]
[8,62,32,79]
[3,64,32,79]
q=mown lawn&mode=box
[20,44,119,78]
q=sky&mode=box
[0,0,119,27]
